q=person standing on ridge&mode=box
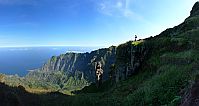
[135,35,137,41]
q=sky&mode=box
[0,0,198,47]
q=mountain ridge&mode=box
[28,46,116,81]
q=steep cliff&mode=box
[115,40,151,82]
[22,46,116,91]
[29,46,116,81]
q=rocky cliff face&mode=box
[115,40,151,82]
[27,46,116,82]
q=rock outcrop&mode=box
[115,40,150,82]
[190,1,199,17]
[181,74,199,106]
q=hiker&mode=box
[135,35,137,41]
[95,62,103,88]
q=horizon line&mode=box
[0,45,106,48]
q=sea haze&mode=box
[0,46,98,76]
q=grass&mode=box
[161,50,199,62]
[124,65,191,105]
[132,40,144,46]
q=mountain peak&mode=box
[190,1,199,17]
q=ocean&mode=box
[0,46,97,76]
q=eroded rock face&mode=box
[28,46,116,82]
[115,40,150,82]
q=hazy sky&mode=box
[0,0,198,47]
